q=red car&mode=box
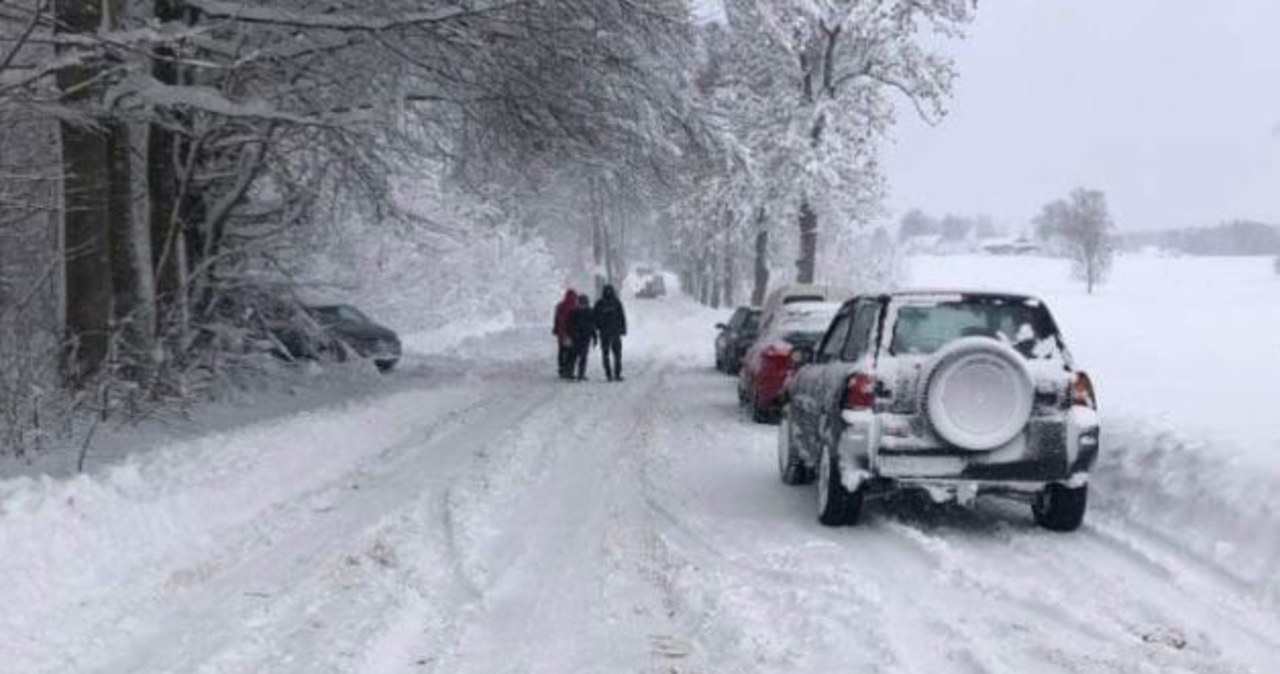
[738,302,842,423]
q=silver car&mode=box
[778,290,1100,530]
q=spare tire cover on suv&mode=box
[920,337,1034,451]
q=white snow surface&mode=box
[3,258,1280,673]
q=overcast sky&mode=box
[882,0,1280,233]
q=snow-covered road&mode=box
[3,298,1278,673]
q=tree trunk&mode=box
[722,234,735,307]
[589,177,607,296]
[612,190,628,285]
[106,120,151,377]
[695,250,710,305]
[709,249,721,309]
[56,0,112,384]
[751,212,769,306]
[797,199,818,284]
[148,0,183,312]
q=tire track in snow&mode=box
[425,357,690,674]
[635,366,902,672]
[872,501,1280,672]
[632,362,1280,674]
[84,380,566,674]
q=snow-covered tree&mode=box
[0,0,710,454]
[663,0,974,307]
[720,0,976,286]
[1035,189,1117,294]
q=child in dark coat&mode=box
[568,294,597,380]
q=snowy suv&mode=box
[778,291,1100,531]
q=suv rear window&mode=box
[782,295,825,304]
[774,303,840,334]
[890,298,1059,358]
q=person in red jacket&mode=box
[553,289,578,379]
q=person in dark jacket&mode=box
[553,289,578,379]
[568,294,597,380]
[594,284,627,381]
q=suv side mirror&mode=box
[715,323,728,330]
[790,349,813,367]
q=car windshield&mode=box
[311,305,369,325]
[890,298,1059,358]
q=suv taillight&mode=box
[1070,371,1096,409]
[844,372,876,410]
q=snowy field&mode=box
[2,257,1279,673]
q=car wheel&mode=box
[1033,483,1088,532]
[375,358,398,373]
[817,440,864,526]
[778,407,814,485]
[751,391,772,424]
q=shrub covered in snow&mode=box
[293,178,567,336]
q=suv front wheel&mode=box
[1033,483,1088,532]
[817,441,864,526]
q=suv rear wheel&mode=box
[817,441,863,526]
[1033,483,1088,532]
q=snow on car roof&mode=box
[772,301,842,330]
[777,300,842,315]
[884,288,1044,305]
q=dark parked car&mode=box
[715,307,761,375]
[636,274,666,299]
[777,291,1099,530]
[305,304,402,372]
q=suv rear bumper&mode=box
[836,407,1100,488]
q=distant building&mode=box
[979,237,1041,256]
[901,234,944,254]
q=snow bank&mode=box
[1093,419,1280,603]
[0,385,484,670]
[401,311,516,356]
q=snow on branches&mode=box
[669,0,974,303]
